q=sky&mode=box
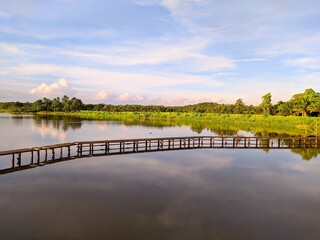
[0,0,319,105]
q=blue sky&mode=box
[0,0,319,105]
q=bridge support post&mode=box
[31,151,34,164]
[17,153,21,167]
[44,149,48,162]
[105,142,108,154]
[37,150,40,164]
[12,153,14,168]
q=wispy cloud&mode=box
[0,43,24,56]
[285,57,320,70]
[14,64,222,91]
[1,0,319,104]
[257,33,320,56]
[0,26,117,41]
[236,58,268,62]
[0,37,235,72]
[58,37,235,71]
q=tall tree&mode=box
[42,97,52,111]
[291,89,320,116]
[259,93,272,115]
[52,97,62,112]
[234,99,246,114]
[70,97,83,112]
[31,99,44,112]
[61,95,71,112]
[275,101,293,116]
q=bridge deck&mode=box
[0,136,319,175]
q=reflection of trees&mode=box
[254,132,291,138]
[209,127,238,136]
[190,122,205,134]
[10,114,33,125]
[33,115,82,132]
[291,148,320,161]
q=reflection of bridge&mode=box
[1,136,319,175]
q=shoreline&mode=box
[26,111,320,136]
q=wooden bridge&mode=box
[0,136,319,175]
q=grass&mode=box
[34,111,320,136]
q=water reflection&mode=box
[0,150,319,239]
[0,114,319,161]
[33,115,82,131]
[31,114,305,137]
[291,148,320,160]
[31,124,67,142]
[29,115,320,160]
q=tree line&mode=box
[1,89,320,117]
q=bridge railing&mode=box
[0,136,319,175]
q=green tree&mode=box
[70,97,83,111]
[12,101,24,112]
[291,89,320,116]
[52,97,62,112]
[31,99,44,112]
[42,97,52,111]
[259,93,272,115]
[234,98,246,114]
[275,101,293,116]
[61,95,71,112]
[307,95,320,116]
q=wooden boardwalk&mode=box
[0,136,319,175]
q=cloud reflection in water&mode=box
[0,149,320,239]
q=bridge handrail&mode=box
[1,135,319,156]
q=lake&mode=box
[0,113,320,240]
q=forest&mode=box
[1,88,320,117]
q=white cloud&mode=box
[285,57,320,70]
[190,54,235,71]
[118,92,129,101]
[135,95,144,101]
[299,73,320,85]
[30,78,75,97]
[60,38,235,71]
[156,0,208,14]
[161,0,182,10]
[14,64,222,92]
[236,58,268,62]
[0,43,23,56]
[257,34,320,57]
[95,90,108,100]
[118,93,144,102]
[0,26,116,41]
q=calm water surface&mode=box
[0,114,320,239]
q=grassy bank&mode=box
[35,111,320,136]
